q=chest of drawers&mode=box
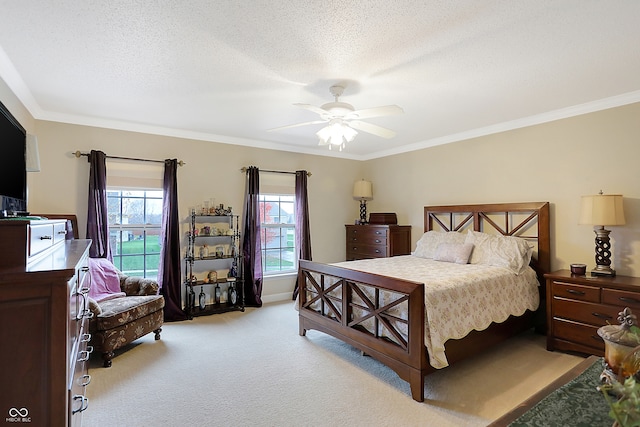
[545,270,640,356]
[0,238,92,426]
[345,224,411,261]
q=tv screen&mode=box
[0,99,27,215]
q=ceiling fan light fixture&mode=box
[316,120,358,150]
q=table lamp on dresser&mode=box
[353,179,373,224]
[579,191,625,277]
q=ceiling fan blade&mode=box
[348,120,396,138]
[346,105,404,120]
[267,120,327,132]
[294,103,330,117]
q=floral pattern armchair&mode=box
[88,271,164,367]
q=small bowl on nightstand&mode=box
[570,263,587,275]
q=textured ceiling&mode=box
[1,1,639,160]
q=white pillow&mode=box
[413,231,467,259]
[433,242,474,264]
[464,230,533,274]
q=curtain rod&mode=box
[240,167,311,177]
[74,150,185,166]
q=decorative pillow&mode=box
[413,231,467,259]
[464,230,533,274]
[433,242,474,264]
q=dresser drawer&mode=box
[552,318,604,352]
[347,244,388,258]
[29,223,55,258]
[53,221,68,244]
[551,281,600,303]
[601,288,640,310]
[552,297,619,326]
[347,233,388,246]
[347,227,388,238]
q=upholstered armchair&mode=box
[87,264,165,367]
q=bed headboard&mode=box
[424,202,550,275]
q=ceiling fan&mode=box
[268,85,403,150]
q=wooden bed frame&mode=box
[298,202,550,402]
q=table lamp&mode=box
[353,180,373,224]
[579,191,625,277]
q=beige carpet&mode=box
[83,301,583,426]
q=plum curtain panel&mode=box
[292,170,311,300]
[242,166,263,307]
[159,159,187,321]
[86,149,112,260]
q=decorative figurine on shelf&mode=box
[202,226,211,236]
[227,278,237,306]
[214,283,221,305]
[198,286,206,310]
[215,245,224,258]
[229,258,238,278]
[208,271,217,284]
[199,244,209,259]
[188,286,196,310]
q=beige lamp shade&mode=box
[579,194,625,226]
[353,180,373,201]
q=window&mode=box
[107,189,163,279]
[259,194,296,274]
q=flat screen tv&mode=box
[0,99,27,216]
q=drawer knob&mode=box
[375,239,381,243]
[566,289,585,296]
[592,312,612,320]
[39,235,52,240]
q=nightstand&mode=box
[545,270,640,356]
[345,224,411,261]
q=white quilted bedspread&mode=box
[332,255,540,369]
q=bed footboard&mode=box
[298,259,428,401]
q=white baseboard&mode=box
[261,292,294,304]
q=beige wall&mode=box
[365,102,640,276]
[25,120,365,302]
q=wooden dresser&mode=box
[545,270,640,356]
[0,219,92,426]
[345,224,411,261]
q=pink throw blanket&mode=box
[88,258,126,302]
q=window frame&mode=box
[258,193,297,276]
[107,188,163,279]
